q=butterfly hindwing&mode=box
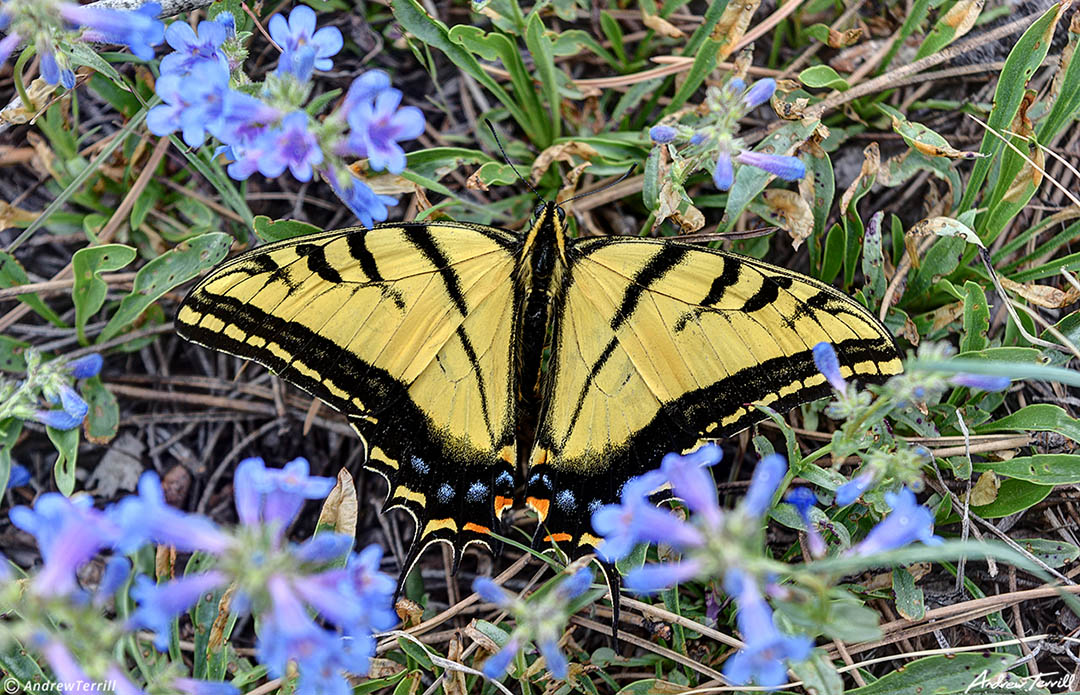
[176,222,521,568]
[526,237,903,553]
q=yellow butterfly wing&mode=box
[176,223,521,569]
[526,237,902,551]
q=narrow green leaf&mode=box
[974,403,1080,442]
[525,12,561,141]
[845,652,1017,695]
[253,217,322,243]
[48,425,79,496]
[892,567,926,620]
[973,454,1080,484]
[0,252,66,327]
[961,280,990,352]
[663,37,722,114]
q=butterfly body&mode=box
[177,202,901,583]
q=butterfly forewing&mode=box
[525,237,902,552]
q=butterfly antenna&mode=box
[562,163,637,204]
[485,119,544,203]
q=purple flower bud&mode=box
[538,637,569,679]
[743,78,776,110]
[67,353,103,379]
[835,471,875,505]
[32,408,83,430]
[812,342,847,392]
[292,533,353,564]
[785,488,826,557]
[727,77,746,94]
[736,150,806,181]
[649,125,677,143]
[7,464,30,488]
[482,636,521,678]
[849,488,943,556]
[473,576,513,607]
[743,454,787,519]
[0,32,20,66]
[690,132,708,146]
[95,555,131,604]
[131,572,228,650]
[713,151,734,191]
[949,373,1011,391]
[232,457,335,541]
[111,471,232,554]
[625,558,703,594]
[59,2,164,61]
[58,384,88,421]
[660,445,723,526]
[554,567,593,601]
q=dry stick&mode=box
[620,596,743,649]
[571,615,728,682]
[0,135,170,333]
[0,272,138,301]
[805,11,1052,120]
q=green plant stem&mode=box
[13,46,36,112]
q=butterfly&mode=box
[176,198,902,605]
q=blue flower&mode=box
[341,71,392,114]
[7,464,30,488]
[292,533,353,564]
[713,152,734,190]
[785,487,825,557]
[850,487,943,556]
[555,567,593,601]
[812,342,846,392]
[131,572,228,650]
[67,353,103,379]
[39,46,75,88]
[10,493,118,595]
[268,5,342,74]
[233,457,336,542]
[660,444,723,526]
[742,78,776,110]
[271,112,323,182]
[835,470,875,505]
[723,569,812,688]
[736,150,806,181]
[258,575,354,695]
[625,558,703,593]
[539,637,569,679]
[173,679,239,695]
[332,176,397,228]
[949,373,1011,391]
[147,61,232,147]
[482,635,521,678]
[473,576,513,607]
[290,545,398,639]
[110,471,232,554]
[31,407,83,430]
[592,470,703,563]
[0,32,20,67]
[94,555,131,605]
[346,87,426,174]
[160,17,229,75]
[649,125,677,143]
[742,454,787,519]
[59,2,164,61]
[40,640,93,689]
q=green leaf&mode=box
[973,403,1080,442]
[790,649,843,695]
[81,376,118,445]
[0,418,23,493]
[0,252,66,327]
[396,0,541,144]
[525,12,561,141]
[905,236,965,297]
[48,425,80,496]
[961,280,990,352]
[960,479,1052,519]
[972,454,1080,485]
[800,65,850,90]
[643,147,661,211]
[72,244,137,345]
[1013,537,1079,568]
[1036,14,1080,140]
[0,636,48,685]
[914,0,986,60]
[67,41,124,84]
[959,3,1065,212]
[0,335,30,371]
[845,652,1017,695]
[820,223,845,283]
[253,216,322,243]
[892,566,926,620]
[599,11,627,65]
[99,232,232,343]
[862,211,886,308]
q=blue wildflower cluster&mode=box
[590,438,944,688]
[648,77,806,192]
[0,0,163,88]
[0,350,103,431]
[146,6,424,227]
[812,340,1010,501]
[472,567,594,680]
[1,456,397,695]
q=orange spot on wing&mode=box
[494,495,514,518]
[526,496,550,521]
[544,533,572,543]
[463,522,491,535]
